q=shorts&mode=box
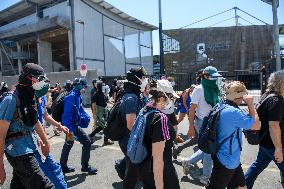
[206,155,246,189]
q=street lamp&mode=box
[158,0,165,75]
[76,20,85,64]
[261,0,281,70]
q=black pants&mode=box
[60,126,91,168]
[5,152,54,189]
[206,155,246,189]
[89,126,109,142]
[139,158,180,189]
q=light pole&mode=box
[261,0,281,70]
[158,0,165,75]
[76,20,85,64]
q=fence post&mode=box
[261,66,267,94]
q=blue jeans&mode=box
[186,117,213,177]
[60,127,91,169]
[245,146,284,189]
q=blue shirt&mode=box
[217,103,253,169]
[0,95,38,157]
[62,89,90,133]
[37,96,46,124]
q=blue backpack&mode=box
[127,108,159,164]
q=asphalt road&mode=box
[2,108,283,189]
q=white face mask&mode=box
[140,78,148,92]
[32,80,46,90]
[161,99,175,114]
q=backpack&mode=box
[243,93,277,145]
[51,90,71,122]
[127,108,159,164]
[103,95,125,141]
[198,103,242,155]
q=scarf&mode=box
[201,78,221,107]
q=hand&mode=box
[187,126,196,139]
[0,163,6,185]
[243,95,254,106]
[40,140,50,157]
[275,148,283,164]
[59,125,69,134]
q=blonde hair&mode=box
[266,70,284,96]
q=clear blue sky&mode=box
[1,0,283,55]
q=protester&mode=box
[141,82,150,106]
[138,79,180,189]
[0,82,9,102]
[36,89,69,189]
[89,81,114,145]
[115,67,147,188]
[245,70,284,189]
[90,79,97,100]
[51,82,62,101]
[59,78,97,175]
[175,85,196,143]
[205,81,260,189]
[0,63,54,188]
[182,66,221,184]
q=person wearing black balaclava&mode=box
[0,63,54,188]
[114,67,147,189]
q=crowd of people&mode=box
[0,63,283,189]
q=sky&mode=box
[1,0,283,55]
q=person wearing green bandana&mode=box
[182,66,221,185]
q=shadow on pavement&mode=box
[65,173,88,188]
[112,181,123,189]
[181,175,204,187]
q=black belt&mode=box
[6,131,30,141]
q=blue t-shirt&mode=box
[120,93,141,128]
[37,96,46,124]
[217,103,253,169]
[0,95,38,157]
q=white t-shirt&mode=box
[191,84,212,119]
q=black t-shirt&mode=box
[258,92,284,148]
[91,91,107,107]
[167,112,178,127]
[144,107,176,164]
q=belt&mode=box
[6,131,30,141]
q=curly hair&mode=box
[266,70,284,95]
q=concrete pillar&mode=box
[37,40,53,73]
[68,30,74,71]
[16,42,22,73]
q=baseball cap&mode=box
[203,66,221,79]
[154,80,179,98]
[73,78,88,87]
[226,81,247,100]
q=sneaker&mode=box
[103,139,114,146]
[81,166,98,175]
[181,160,190,175]
[199,175,209,185]
[172,146,180,160]
[175,136,184,143]
[61,165,75,174]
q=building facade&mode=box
[163,25,275,74]
[0,0,156,77]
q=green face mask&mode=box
[35,84,49,97]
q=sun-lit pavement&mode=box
[2,108,283,189]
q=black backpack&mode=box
[243,93,277,145]
[103,95,125,141]
[198,103,242,155]
[51,90,71,122]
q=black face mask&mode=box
[20,105,38,127]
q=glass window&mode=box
[141,46,153,75]
[104,36,125,76]
[103,16,123,39]
[140,31,152,47]
[124,26,140,64]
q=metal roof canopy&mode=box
[0,0,157,30]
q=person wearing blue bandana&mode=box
[59,78,97,175]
